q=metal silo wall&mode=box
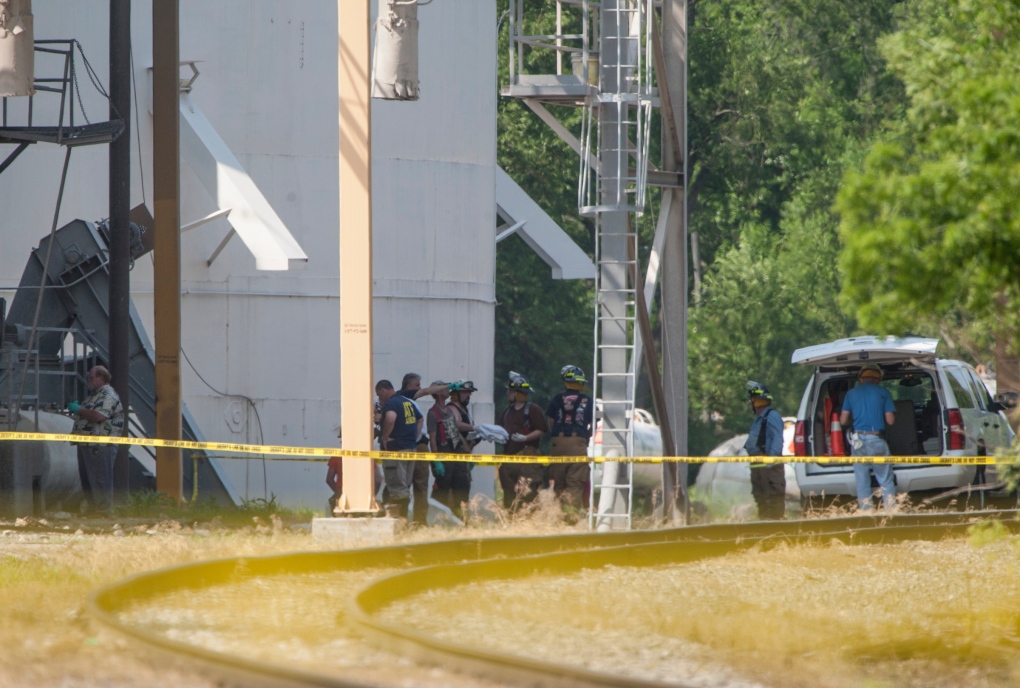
[0,0,497,509]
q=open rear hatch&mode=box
[792,336,939,368]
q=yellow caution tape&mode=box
[0,431,1007,465]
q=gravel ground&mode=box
[122,570,518,688]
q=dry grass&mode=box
[9,504,1018,688]
[0,519,339,688]
[390,526,1020,687]
[0,506,588,688]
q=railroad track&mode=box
[88,510,1020,688]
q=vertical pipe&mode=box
[109,0,132,500]
[337,0,377,513]
[153,0,183,501]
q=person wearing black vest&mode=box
[742,381,786,520]
[428,380,473,520]
[497,372,548,512]
[394,373,447,526]
[546,365,594,515]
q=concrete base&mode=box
[310,516,401,546]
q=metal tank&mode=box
[0,411,79,517]
[0,0,498,509]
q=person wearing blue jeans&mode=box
[839,363,897,510]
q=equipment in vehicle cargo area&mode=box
[790,336,1016,503]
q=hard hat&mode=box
[560,365,586,384]
[746,380,773,402]
[859,363,883,380]
[506,371,533,393]
[454,380,477,393]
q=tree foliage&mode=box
[495,3,595,401]
[687,0,903,433]
[493,0,917,442]
[838,0,1020,349]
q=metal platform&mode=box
[0,120,123,147]
[500,75,596,105]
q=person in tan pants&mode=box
[497,372,548,512]
[546,365,594,516]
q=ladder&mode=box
[578,0,653,216]
[589,214,636,531]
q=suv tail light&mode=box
[947,408,966,450]
[794,420,807,456]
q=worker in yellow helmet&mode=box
[743,381,785,519]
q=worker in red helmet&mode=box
[743,381,786,520]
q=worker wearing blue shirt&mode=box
[743,381,786,519]
[840,363,896,511]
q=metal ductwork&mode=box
[0,0,33,97]
[371,0,419,101]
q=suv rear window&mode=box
[881,374,933,404]
[946,367,978,409]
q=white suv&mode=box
[790,336,1014,499]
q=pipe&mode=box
[109,0,132,498]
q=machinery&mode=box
[0,218,237,517]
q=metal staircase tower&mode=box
[504,0,688,530]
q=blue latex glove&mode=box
[67,401,81,414]
[432,461,446,478]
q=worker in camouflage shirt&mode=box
[68,366,124,515]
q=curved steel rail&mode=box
[88,511,1020,688]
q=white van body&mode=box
[791,336,1014,499]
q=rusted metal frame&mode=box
[648,1,680,168]
[152,0,183,501]
[627,217,676,459]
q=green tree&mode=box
[686,0,903,436]
[838,0,1020,350]
[495,2,595,403]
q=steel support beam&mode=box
[659,0,688,523]
[337,0,378,514]
[152,0,183,501]
[109,0,132,499]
